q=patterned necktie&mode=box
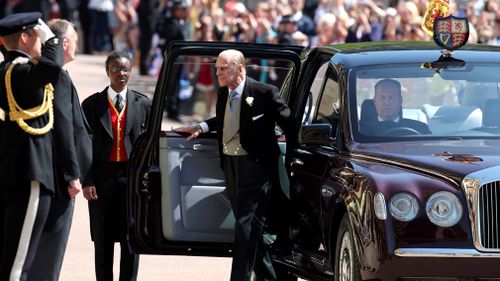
[115,94,123,112]
[229,91,239,113]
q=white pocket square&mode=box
[252,114,264,121]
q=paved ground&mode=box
[60,54,232,281]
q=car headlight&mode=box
[426,191,462,227]
[389,192,419,222]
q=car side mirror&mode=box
[299,123,333,146]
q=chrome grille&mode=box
[478,181,500,249]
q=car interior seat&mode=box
[422,104,482,134]
[360,99,376,120]
[359,99,377,134]
[461,82,500,109]
[477,98,500,133]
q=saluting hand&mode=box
[83,185,98,201]
[33,18,55,43]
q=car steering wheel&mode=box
[383,127,421,136]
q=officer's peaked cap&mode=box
[0,12,41,36]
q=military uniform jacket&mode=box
[206,76,297,172]
[81,87,151,186]
[0,38,63,191]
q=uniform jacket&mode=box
[0,37,63,191]
[81,87,151,186]
[206,76,297,172]
[53,70,93,196]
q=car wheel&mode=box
[334,214,361,281]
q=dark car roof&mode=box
[325,41,500,69]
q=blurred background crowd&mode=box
[1,0,498,77]
[1,0,499,122]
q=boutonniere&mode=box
[245,97,254,106]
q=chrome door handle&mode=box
[291,158,304,167]
[192,144,218,151]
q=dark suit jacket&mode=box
[53,70,92,196]
[81,87,151,186]
[206,76,297,172]
[361,118,431,136]
[159,15,184,53]
[0,37,63,191]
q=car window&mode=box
[302,61,329,125]
[161,55,295,130]
[351,63,500,142]
[313,75,340,141]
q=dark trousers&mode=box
[0,181,52,281]
[27,197,75,281]
[90,162,139,281]
[223,155,277,281]
[138,10,157,75]
[94,237,139,281]
[88,9,114,53]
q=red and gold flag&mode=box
[421,0,450,36]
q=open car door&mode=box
[127,41,303,255]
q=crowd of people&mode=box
[0,0,499,76]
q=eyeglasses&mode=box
[110,66,130,73]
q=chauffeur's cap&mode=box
[0,12,41,36]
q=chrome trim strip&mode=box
[350,152,459,186]
[394,248,500,258]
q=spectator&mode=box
[87,0,115,53]
[310,12,336,47]
[290,0,315,37]
[158,0,188,121]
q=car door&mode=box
[284,47,341,269]
[127,41,304,255]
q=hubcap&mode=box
[338,231,352,281]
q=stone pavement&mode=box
[60,54,231,281]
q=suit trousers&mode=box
[27,197,75,281]
[90,162,139,281]
[223,155,277,281]
[0,181,52,281]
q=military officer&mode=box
[0,12,63,280]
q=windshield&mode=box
[351,63,500,142]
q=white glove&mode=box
[33,18,55,43]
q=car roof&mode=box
[324,41,500,69]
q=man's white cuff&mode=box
[199,122,209,133]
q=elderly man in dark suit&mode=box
[82,51,151,281]
[175,49,297,281]
[0,12,63,280]
[360,78,431,136]
[28,18,92,281]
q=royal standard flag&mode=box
[422,0,450,36]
